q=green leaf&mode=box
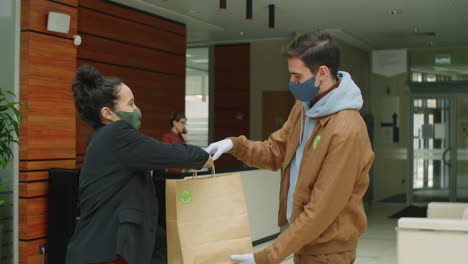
[11,106,22,122]
[0,87,30,171]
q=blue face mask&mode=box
[289,75,320,102]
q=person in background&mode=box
[205,30,374,264]
[66,65,212,264]
[161,112,188,174]
[162,112,188,144]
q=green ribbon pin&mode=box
[313,135,321,149]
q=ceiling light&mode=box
[269,4,275,29]
[188,10,197,14]
[246,0,252,20]
[186,54,193,58]
[220,0,226,10]
[240,32,244,36]
[389,10,401,15]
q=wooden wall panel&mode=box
[19,159,76,172]
[75,118,92,155]
[77,0,187,161]
[19,238,47,264]
[78,34,184,76]
[214,44,251,170]
[262,91,295,140]
[79,0,185,35]
[20,32,76,160]
[75,59,185,152]
[21,0,78,38]
[19,198,48,240]
[19,171,49,182]
[19,182,48,198]
[78,8,185,55]
[54,0,78,7]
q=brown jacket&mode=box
[229,101,374,264]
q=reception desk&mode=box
[217,169,282,243]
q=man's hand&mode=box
[204,139,233,160]
[230,254,255,264]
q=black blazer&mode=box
[66,120,208,264]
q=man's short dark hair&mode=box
[168,112,186,128]
[282,30,340,78]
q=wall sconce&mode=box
[268,4,275,29]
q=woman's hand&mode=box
[203,155,213,168]
[181,129,188,142]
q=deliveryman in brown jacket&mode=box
[205,30,374,264]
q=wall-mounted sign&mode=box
[372,49,407,77]
[434,54,451,65]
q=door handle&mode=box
[442,147,452,167]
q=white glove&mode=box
[231,254,255,264]
[204,139,233,160]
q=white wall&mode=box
[216,170,281,241]
[249,39,291,141]
[371,73,409,202]
[0,0,20,263]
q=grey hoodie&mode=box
[286,71,364,223]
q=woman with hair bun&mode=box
[66,64,212,264]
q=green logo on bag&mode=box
[313,135,321,149]
[180,190,192,204]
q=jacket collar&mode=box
[314,115,333,127]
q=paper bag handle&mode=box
[192,163,216,178]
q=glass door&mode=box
[455,97,468,202]
[410,97,452,203]
[410,95,468,203]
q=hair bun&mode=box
[74,64,102,88]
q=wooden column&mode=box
[214,44,251,170]
[19,0,78,263]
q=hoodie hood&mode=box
[306,71,363,118]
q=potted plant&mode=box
[0,87,29,258]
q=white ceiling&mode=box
[112,0,468,50]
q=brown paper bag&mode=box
[166,172,253,264]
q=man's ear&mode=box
[318,66,329,80]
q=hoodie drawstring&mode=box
[300,106,304,143]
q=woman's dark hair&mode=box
[282,30,340,78]
[168,112,186,128]
[72,65,122,129]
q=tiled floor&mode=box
[254,203,404,264]
[154,203,404,264]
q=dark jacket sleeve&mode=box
[114,121,209,171]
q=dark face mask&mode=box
[288,74,321,102]
[116,107,142,130]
